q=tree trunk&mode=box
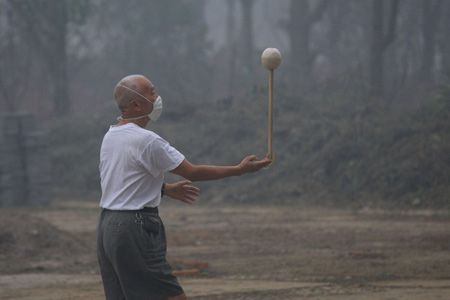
[419,0,443,83]
[0,2,31,113]
[49,54,69,115]
[9,0,70,115]
[369,0,384,99]
[369,0,399,100]
[239,0,254,74]
[288,0,329,89]
[226,0,237,95]
[441,2,450,78]
[289,0,311,87]
[50,0,70,114]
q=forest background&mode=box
[0,0,449,208]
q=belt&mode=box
[102,206,159,214]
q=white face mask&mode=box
[117,85,163,122]
[148,95,162,122]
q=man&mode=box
[97,74,271,300]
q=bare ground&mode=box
[1,200,450,299]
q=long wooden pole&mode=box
[268,69,274,160]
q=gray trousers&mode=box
[97,208,183,300]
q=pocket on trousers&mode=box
[141,216,164,253]
[143,216,161,234]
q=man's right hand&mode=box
[171,156,272,182]
[238,155,272,174]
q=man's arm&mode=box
[171,155,272,182]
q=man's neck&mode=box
[116,119,149,128]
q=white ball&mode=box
[261,48,282,70]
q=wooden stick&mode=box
[268,69,274,160]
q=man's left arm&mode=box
[163,180,200,205]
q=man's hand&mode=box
[238,155,272,174]
[164,180,200,205]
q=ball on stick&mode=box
[261,48,282,164]
[261,48,282,70]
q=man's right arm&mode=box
[171,155,272,182]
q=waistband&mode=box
[102,206,159,214]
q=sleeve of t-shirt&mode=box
[139,137,185,177]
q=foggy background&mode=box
[0,0,449,208]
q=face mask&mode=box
[148,96,162,121]
[117,85,163,122]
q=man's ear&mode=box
[131,99,142,111]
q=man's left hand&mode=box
[164,180,200,204]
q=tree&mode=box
[287,0,329,88]
[369,0,400,100]
[9,0,89,115]
[440,2,450,79]
[240,0,254,69]
[95,0,210,112]
[419,0,443,84]
[0,1,31,113]
[226,0,237,94]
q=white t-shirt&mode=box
[99,123,185,210]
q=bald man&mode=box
[97,74,271,300]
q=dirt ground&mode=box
[1,200,450,299]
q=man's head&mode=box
[113,75,160,124]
